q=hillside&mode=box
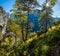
[0,20,60,56]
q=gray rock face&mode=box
[0,12,8,40]
[0,13,5,27]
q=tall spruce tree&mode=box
[40,0,57,33]
[11,0,40,41]
[10,0,27,41]
[21,0,40,40]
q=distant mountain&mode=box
[55,17,60,21]
[29,13,40,32]
[6,12,10,17]
[8,12,40,32]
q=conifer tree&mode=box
[40,0,57,32]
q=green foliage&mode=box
[51,0,57,6]
[0,24,60,56]
[0,0,59,56]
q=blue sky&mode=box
[0,0,15,12]
[37,0,60,17]
[0,0,60,17]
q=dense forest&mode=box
[0,0,60,56]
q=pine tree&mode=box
[10,0,27,41]
[11,0,40,41]
[40,0,57,33]
[21,0,40,40]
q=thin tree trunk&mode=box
[25,1,30,41]
[45,0,48,33]
[21,22,25,41]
